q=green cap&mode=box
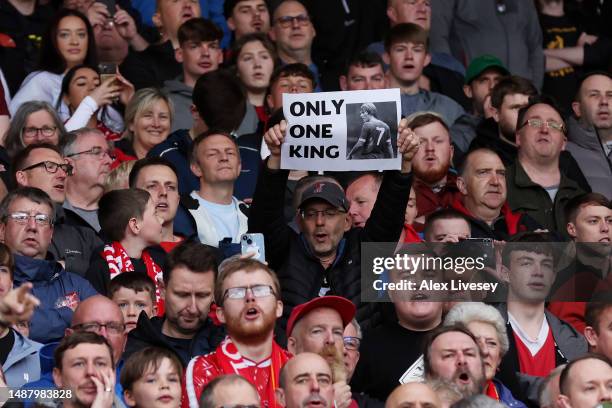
[465,55,509,84]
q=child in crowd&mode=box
[109,273,157,332]
[86,189,166,315]
[120,346,183,408]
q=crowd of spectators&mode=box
[0,0,611,408]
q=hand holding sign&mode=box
[263,119,287,170]
[397,119,421,173]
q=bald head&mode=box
[69,295,126,362]
[386,382,441,408]
[277,353,334,408]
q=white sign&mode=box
[281,89,402,171]
[399,354,425,384]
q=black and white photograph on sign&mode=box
[281,88,401,171]
[346,102,398,160]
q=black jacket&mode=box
[249,165,412,343]
[120,41,181,90]
[49,206,103,277]
[124,314,225,366]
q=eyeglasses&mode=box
[22,126,57,139]
[20,160,74,176]
[343,336,361,351]
[66,146,116,161]
[276,14,310,28]
[72,322,126,335]
[520,118,566,133]
[300,209,346,220]
[5,212,53,226]
[223,285,276,301]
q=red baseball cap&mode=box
[286,296,356,337]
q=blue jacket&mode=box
[13,255,98,343]
[494,379,528,408]
[2,329,43,388]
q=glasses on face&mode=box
[520,118,566,133]
[276,14,310,28]
[223,285,276,301]
[20,160,74,176]
[72,322,126,335]
[300,208,346,220]
[5,212,53,226]
[22,126,57,140]
[66,146,116,161]
[343,336,361,351]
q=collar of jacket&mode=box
[54,204,66,224]
[451,195,522,235]
[299,234,347,268]
[567,116,603,151]
[13,254,64,284]
[180,193,250,217]
[512,160,581,194]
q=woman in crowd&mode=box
[59,64,135,141]
[444,303,527,408]
[8,9,97,116]
[113,88,173,166]
[232,32,276,129]
[3,101,67,159]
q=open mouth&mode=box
[314,233,328,243]
[458,372,470,383]
[156,202,168,210]
[245,307,260,320]
[402,64,415,70]
[54,183,65,191]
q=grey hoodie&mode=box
[566,116,612,199]
[163,78,194,133]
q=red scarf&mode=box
[215,337,289,408]
[103,241,164,315]
[485,380,500,400]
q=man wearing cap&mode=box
[463,55,509,120]
[250,118,419,342]
[286,296,356,408]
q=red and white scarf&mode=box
[185,337,291,408]
[103,241,164,315]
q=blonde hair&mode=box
[124,88,174,142]
[104,160,136,192]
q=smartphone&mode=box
[241,233,266,263]
[96,0,116,16]
[98,62,117,83]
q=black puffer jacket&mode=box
[249,165,412,344]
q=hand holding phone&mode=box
[241,233,266,263]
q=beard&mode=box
[225,307,277,345]
[413,159,450,185]
[452,366,487,398]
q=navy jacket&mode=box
[13,254,98,343]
